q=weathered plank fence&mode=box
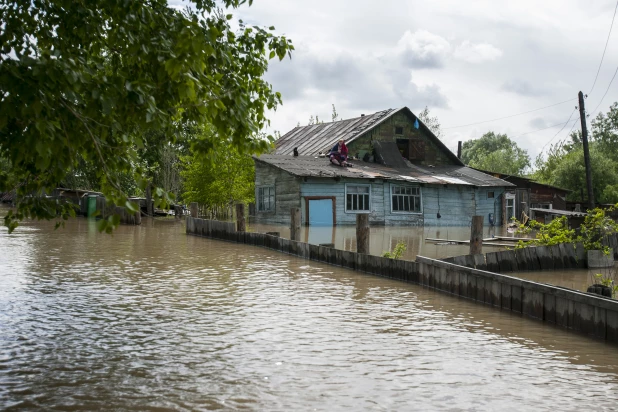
[442,234,618,272]
[186,217,618,343]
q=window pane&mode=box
[353,195,357,210]
[347,195,352,210]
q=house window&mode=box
[391,185,421,213]
[487,191,495,199]
[395,126,404,135]
[346,185,370,212]
[257,186,275,212]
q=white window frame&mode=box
[257,185,275,212]
[505,193,515,222]
[345,184,371,213]
[390,184,422,214]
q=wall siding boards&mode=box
[255,157,508,227]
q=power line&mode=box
[589,62,618,117]
[539,109,579,154]
[442,98,575,129]
[510,115,577,139]
[589,0,618,95]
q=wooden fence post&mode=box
[290,207,301,241]
[190,202,198,218]
[470,215,483,255]
[356,213,370,254]
[145,184,153,216]
[236,203,246,232]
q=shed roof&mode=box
[274,107,463,166]
[530,208,587,217]
[471,169,571,193]
[255,155,515,187]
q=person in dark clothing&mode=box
[329,139,349,166]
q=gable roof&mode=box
[255,155,514,187]
[274,107,463,166]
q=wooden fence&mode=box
[186,217,618,343]
[442,234,618,272]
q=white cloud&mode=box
[233,0,618,162]
[453,40,503,63]
[397,30,452,68]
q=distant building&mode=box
[254,107,514,226]
[471,170,570,223]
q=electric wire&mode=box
[589,62,618,117]
[442,98,575,129]
[539,108,579,153]
[510,115,577,139]
[589,0,618,95]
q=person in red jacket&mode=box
[329,139,349,166]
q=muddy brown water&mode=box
[2,215,618,410]
[248,221,511,261]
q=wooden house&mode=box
[254,107,515,227]
[472,170,570,224]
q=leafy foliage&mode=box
[0,0,293,232]
[533,103,618,204]
[461,132,530,176]
[417,106,442,139]
[579,205,618,253]
[515,205,618,254]
[181,126,256,213]
[514,216,576,248]
[592,272,618,298]
[382,241,407,259]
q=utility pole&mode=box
[578,91,594,210]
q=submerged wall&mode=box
[186,217,618,344]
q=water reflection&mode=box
[249,220,507,260]
[1,216,618,410]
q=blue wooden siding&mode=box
[475,188,505,226]
[423,186,505,226]
[297,179,506,227]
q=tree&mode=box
[331,104,339,122]
[533,103,618,204]
[542,145,618,203]
[0,0,293,233]
[591,102,618,161]
[461,132,530,176]
[417,106,442,138]
[181,126,255,217]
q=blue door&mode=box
[309,199,333,226]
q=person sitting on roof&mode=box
[329,139,349,166]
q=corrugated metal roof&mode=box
[255,155,515,187]
[274,107,463,167]
[275,109,396,156]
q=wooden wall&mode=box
[347,111,456,166]
[423,186,504,226]
[254,161,302,224]
[255,162,505,226]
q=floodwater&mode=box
[511,265,618,293]
[249,221,511,261]
[2,215,618,410]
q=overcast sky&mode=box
[177,0,618,163]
